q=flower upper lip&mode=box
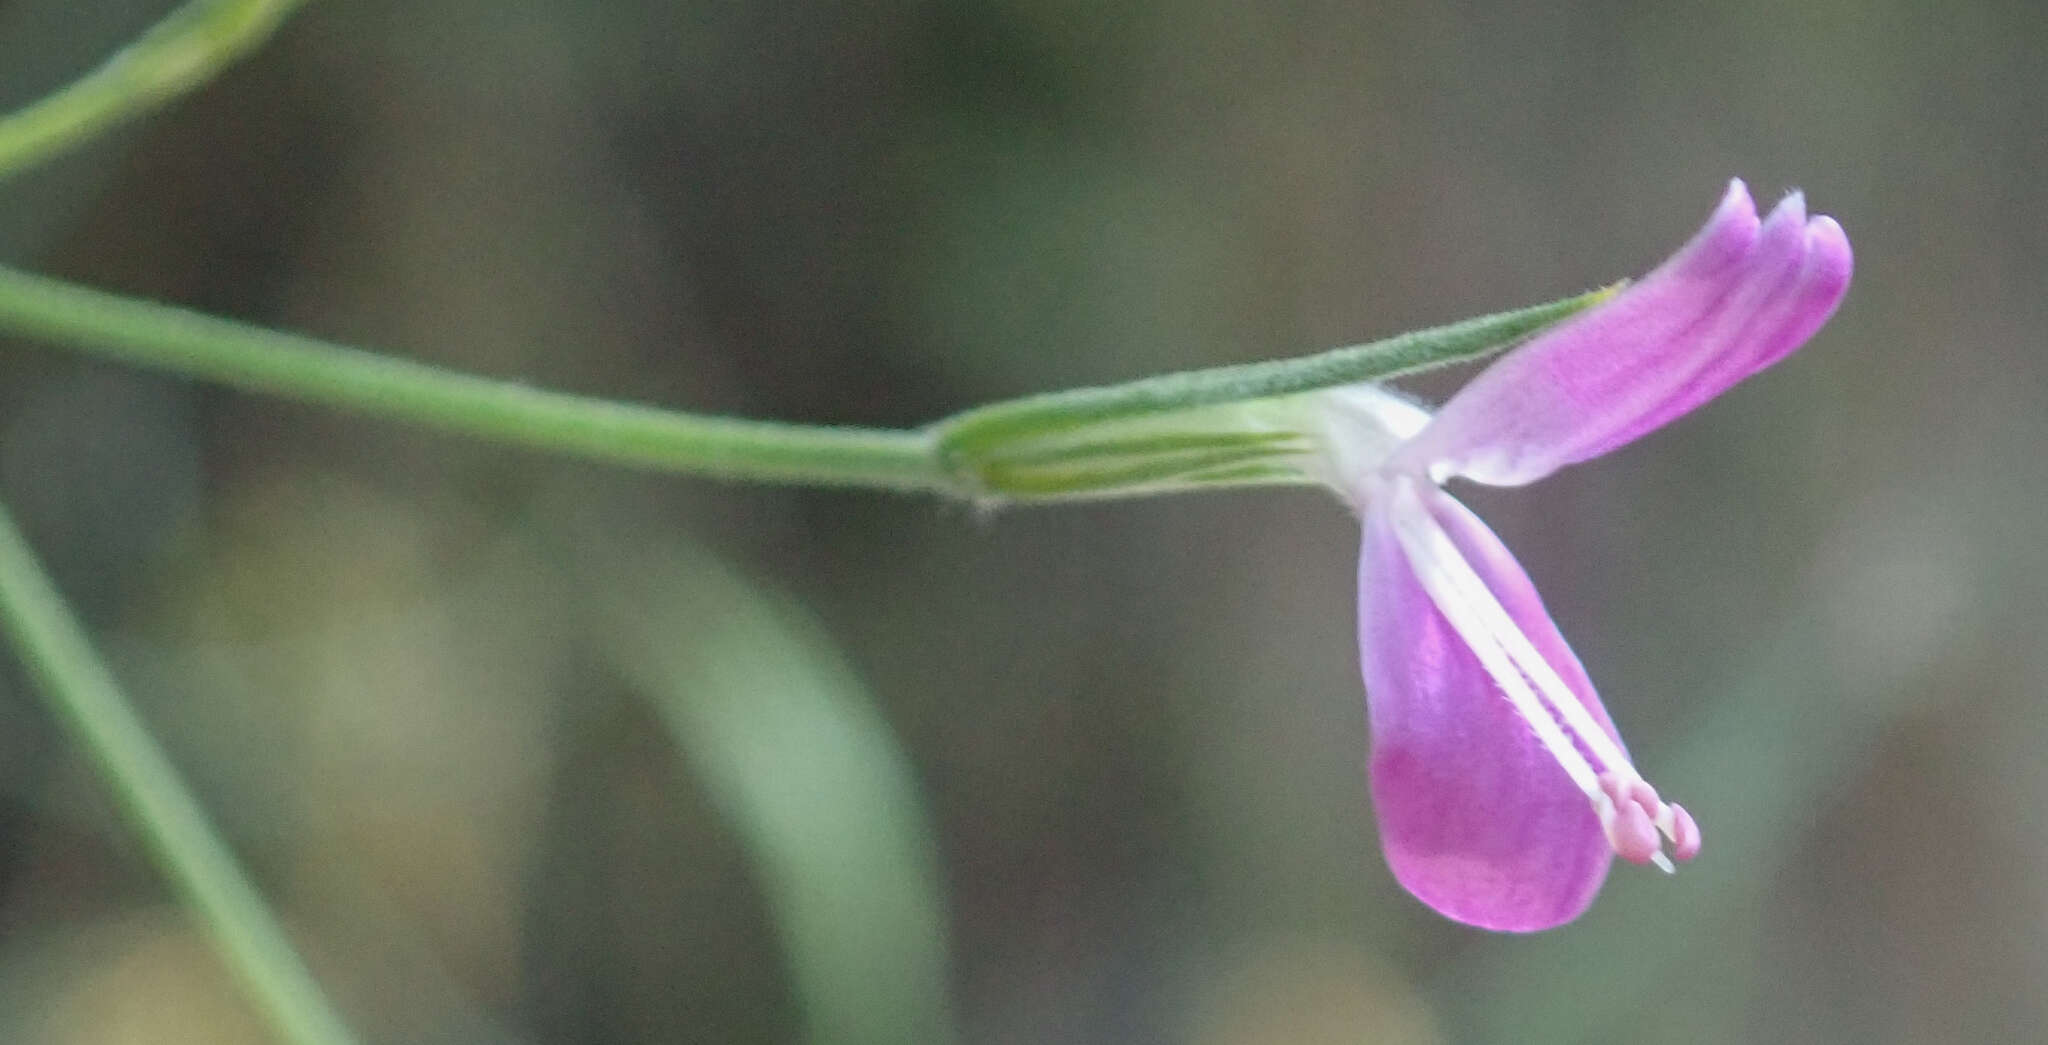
[1387,179,1852,488]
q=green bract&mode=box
[931,287,1615,502]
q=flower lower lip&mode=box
[1380,476,1699,869]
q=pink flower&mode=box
[1345,181,1852,931]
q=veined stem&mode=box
[0,0,311,182]
[0,265,1607,499]
[0,266,952,492]
[0,500,358,1045]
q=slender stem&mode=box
[0,265,1607,498]
[0,266,952,492]
[0,0,311,181]
[0,500,357,1045]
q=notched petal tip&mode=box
[1708,178,1756,231]
[1696,178,1762,252]
[1769,188,1807,224]
[1644,179,1761,288]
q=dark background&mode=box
[1,1,2043,1041]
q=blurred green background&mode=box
[1,0,2043,1041]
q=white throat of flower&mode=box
[1377,474,1700,872]
[1309,385,1434,489]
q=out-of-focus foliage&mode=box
[0,0,2042,1042]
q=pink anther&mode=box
[1604,795,1660,864]
[1595,772,1658,864]
[1595,772,1635,811]
[1668,803,1702,862]
[1625,777,1660,811]
[1595,771,1702,866]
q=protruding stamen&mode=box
[1598,771,1701,871]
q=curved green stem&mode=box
[0,265,1607,500]
[0,266,950,491]
[0,500,357,1045]
[0,0,310,182]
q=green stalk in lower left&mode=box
[0,500,357,1045]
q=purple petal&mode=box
[1388,179,1853,486]
[1358,485,1617,930]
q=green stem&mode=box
[0,500,357,1045]
[0,266,950,491]
[0,265,1608,499]
[0,0,310,182]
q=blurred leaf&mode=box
[575,530,957,1045]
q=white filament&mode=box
[1381,477,1603,800]
[1390,480,1635,778]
